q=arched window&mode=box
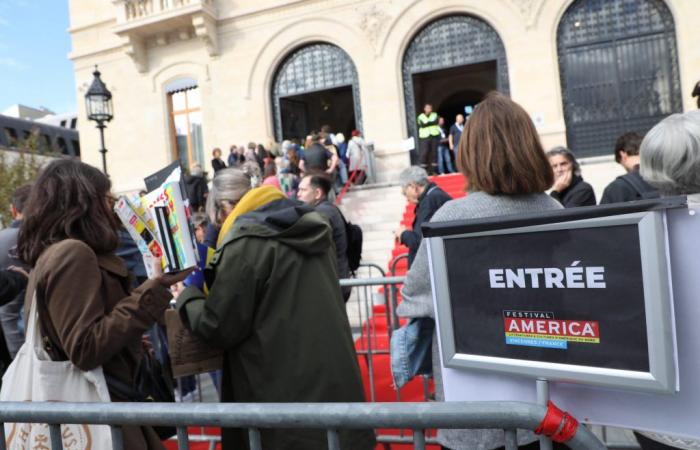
[402,15,509,143]
[166,77,204,169]
[271,43,362,142]
[557,0,682,157]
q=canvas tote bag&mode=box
[0,294,114,450]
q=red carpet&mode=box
[164,174,467,450]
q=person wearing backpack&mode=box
[297,173,353,301]
[600,132,659,204]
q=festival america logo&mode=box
[503,310,600,350]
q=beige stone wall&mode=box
[69,0,700,195]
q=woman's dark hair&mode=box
[18,159,120,266]
[457,91,553,195]
[287,149,301,175]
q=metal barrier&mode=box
[340,275,405,405]
[341,273,436,448]
[0,401,606,450]
[389,253,409,277]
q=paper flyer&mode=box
[113,197,162,278]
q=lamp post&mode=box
[84,66,113,176]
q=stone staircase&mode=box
[337,182,406,272]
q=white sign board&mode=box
[400,137,416,152]
[435,202,700,440]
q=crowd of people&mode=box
[0,90,699,450]
[202,126,371,202]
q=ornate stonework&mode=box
[510,0,545,29]
[357,3,391,55]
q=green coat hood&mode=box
[219,198,332,256]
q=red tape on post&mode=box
[535,401,579,443]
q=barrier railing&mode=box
[0,401,606,450]
[341,275,404,405]
[6,272,609,450]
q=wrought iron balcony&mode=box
[113,0,219,72]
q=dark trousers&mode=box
[419,137,439,175]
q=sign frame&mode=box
[426,209,677,393]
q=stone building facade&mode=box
[69,0,700,193]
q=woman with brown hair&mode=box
[17,159,190,449]
[396,92,564,450]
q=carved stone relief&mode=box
[357,3,392,55]
[510,0,545,29]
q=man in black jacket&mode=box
[395,166,452,267]
[547,146,596,207]
[600,132,659,204]
[298,173,351,301]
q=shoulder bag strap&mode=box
[28,278,68,361]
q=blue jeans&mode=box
[390,317,434,389]
[437,145,454,174]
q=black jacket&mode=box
[304,143,331,171]
[0,270,24,307]
[600,167,659,204]
[550,175,596,208]
[211,158,226,173]
[184,174,209,211]
[315,200,351,301]
[401,183,452,267]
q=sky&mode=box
[0,0,76,114]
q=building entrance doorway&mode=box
[279,86,356,142]
[272,43,362,143]
[402,15,509,162]
[412,60,497,126]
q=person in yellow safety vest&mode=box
[417,103,441,175]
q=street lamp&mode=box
[84,65,113,175]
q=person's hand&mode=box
[394,226,407,241]
[157,269,194,288]
[150,258,194,287]
[7,266,28,278]
[552,170,573,192]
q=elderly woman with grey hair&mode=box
[546,146,596,207]
[641,110,700,202]
[634,111,700,450]
[178,162,375,450]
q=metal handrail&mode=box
[0,401,606,450]
[339,276,404,287]
[334,142,367,205]
[390,253,409,276]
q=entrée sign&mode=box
[425,208,677,393]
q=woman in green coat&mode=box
[177,165,375,450]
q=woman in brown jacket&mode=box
[17,159,189,449]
